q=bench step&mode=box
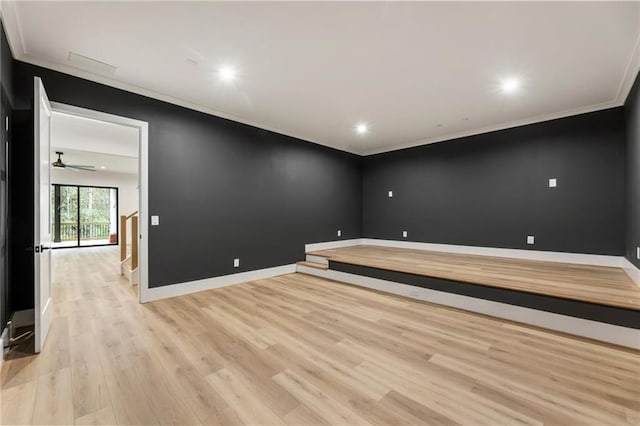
[296,261,329,270]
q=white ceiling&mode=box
[51,111,138,174]
[4,1,640,155]
[49,148,138,175]
[51,111,139,157]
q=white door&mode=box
[34,77,52,353]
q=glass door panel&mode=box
[79,186,117,246]
[51,185,78,248]
[51,184,118,248]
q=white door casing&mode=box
[49,102,149,304]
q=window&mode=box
[51,184,118,248]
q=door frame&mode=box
[50,102,149,303]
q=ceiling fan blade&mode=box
[66,164,95,169]
[66,165,96,172]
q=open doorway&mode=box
[4,80,149,361]
[49,102,149,306]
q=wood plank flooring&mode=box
[308,245,640,310]
[1,246,638,425]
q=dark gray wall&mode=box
[1,22,13,328]
[626,73,640,268]
[6,52,635,314]
[10,61,362,299]
[363,108,626,255]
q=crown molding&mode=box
[616,29,640,105]
[2,1,638,157]
[360,99,622,156]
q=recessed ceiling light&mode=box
[217,65,236,82]
[100,166,106,169]
[356,123,368,135]
[501,77,520,94]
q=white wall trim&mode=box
[1,4,634,158]
[15,54,355,156]
[0,326,7,368]
[142,264,296,303]
[15,52,628,157]
[623,258,640,288]
[0,1,27,58]
[360,239,624,268]
[305,255,329,265]
[616,27,640,105]
[305,238,364,253]
[297,266,640,350]
[360,100,622,156]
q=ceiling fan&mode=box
[51,151,96,172]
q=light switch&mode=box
[549,178,557,188]
[388,191,393,198]
[151,215,159,226]
[527,235,535,245]
[637,247,639,260]
[402,230,408,238]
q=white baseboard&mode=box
[121,266,139,286]
[305,238,364,253]
[142,264,296,302]
[0,327,8,368]
[356,239,624,268]
[623,258,640,287]
[305,255,329,265]
[297,265,639,349]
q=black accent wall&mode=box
[5,40,636,316]
[626,73,640,269]
[10,61,362,297]
[0,22,12,328]
[362,109,627,255]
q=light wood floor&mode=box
[309,245,640,310]
[1,246,639,425]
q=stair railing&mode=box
[120,210,138,270]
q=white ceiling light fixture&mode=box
[217,65,237,83]
[501,77,521,94]
[356,123,368,135]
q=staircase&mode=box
[120,211,139,285]
[296,255,329,273]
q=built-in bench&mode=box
[296,245,640,349]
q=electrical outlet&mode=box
[548,178,557,188]
[337,230,341,237]
[409,290,419,297]
[233,258,240,268]
[527,235,535,245]
[402,230,408,238]
[388,190,393,198]
[151,215,159,226]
